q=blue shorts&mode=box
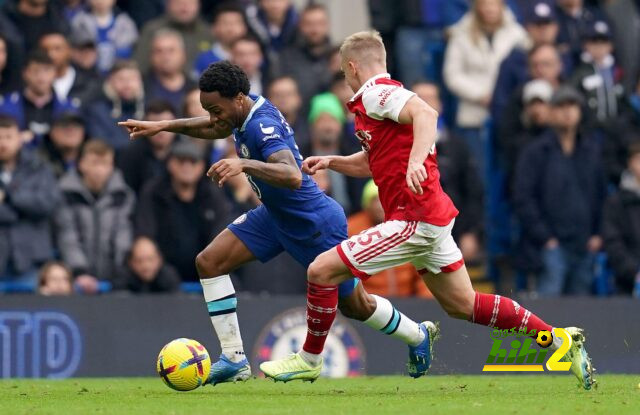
[227,204,358,297]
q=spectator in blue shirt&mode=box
[70,0,138,74]
[193,2,247,77]
[61,0,86,23]
[491,1,566,122]
[555,0,606,67]
[144,29,196,116]
[0,50,79,147]
[245,0,298,54]
[84,59,145,149]
[133,0,212,74]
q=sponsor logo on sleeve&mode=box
[378,87,397,107]
[260,123,275,134]
[260,123,281,141]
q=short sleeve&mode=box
[250,118,290,160]
[361,84,415,122]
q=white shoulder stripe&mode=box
[361,85,415,122]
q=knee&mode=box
[195,251,224,278]
[307,259,331,285]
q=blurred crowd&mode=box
[0,0,639,298]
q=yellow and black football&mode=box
[536,330,553,348]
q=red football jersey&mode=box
[346,73,459,225]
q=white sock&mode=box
[551,327,563,350]
[201,276,245,363]
[299,350,322,367]
[363,295,425,347]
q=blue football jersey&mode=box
[232,95,341,240]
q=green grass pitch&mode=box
[2,375,638,415]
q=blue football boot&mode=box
[407,321,440,378]
[206,354,251,386]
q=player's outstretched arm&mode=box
[208,149,302,190]
[118,116,231,140]
[303,151,371,178]
[397,96,439,195]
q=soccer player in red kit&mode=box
[260,31,595,389]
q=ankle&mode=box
[299,349,322,367]
[223,348,246,363]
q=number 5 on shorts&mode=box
[357,230,382,246]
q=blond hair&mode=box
[339,30,386,67]
[470,0,505,45]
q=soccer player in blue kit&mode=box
[119,61,438,385]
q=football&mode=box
[156,338,211,391]
[536,330,553,348]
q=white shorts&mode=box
[336,219,464,279]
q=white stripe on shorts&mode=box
[356,221,417,264]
